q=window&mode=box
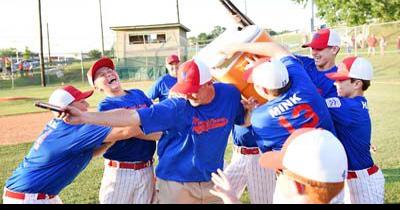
[129,33,167,45]
[129,35,145,45]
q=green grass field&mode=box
[0,52,399,204]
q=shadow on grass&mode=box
[383,168,400,183]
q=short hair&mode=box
[351,78,371,91]
[286,170,345,204]
[266,81,292,97]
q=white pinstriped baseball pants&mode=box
[344,169,385,204]
[99,160,155,204]
[2,188,63,204]
[224,147,276,204]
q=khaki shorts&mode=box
[156,179,223,204]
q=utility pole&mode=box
[99,0,105,56]
[38,0,46,87]
[176,0,180,23]
[311,0,315,33]
[47,22,52,65]
[244,0,248,15]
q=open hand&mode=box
[209,169,240,204]
[241,97,259,112]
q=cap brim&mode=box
[301,42,328,50]
[301,43,311,48]
[259,151,285,170]
[326,72,351,81]
[170,83,200,95]
[74,90,94,102]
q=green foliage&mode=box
[292,0,400,26]
[23,47,31,60]
[0,48,17,58]
[88,49,102,60]
[189,26,227,45]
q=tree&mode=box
[209,26,227,39]
[292,0,400,26]
[88,49,102,59]
[188,26,227,45]
[0,48,17,57]
[23,47,32,60]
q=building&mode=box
[110,23,191,60]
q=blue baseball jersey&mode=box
[137,83,245,182]
[326,96,374,171]
[295,55,338,98]
[98,89,156,162]
[147,74,177,102]
[6,119,111,195]
[252,56,337,153]
[232,126,259,148]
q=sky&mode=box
[0,0,323,55]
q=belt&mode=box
[108,160,153,170]
[234,146,260,155]
[347,165,380,180]
[4,189,56,200]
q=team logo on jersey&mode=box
[192,117,228,134]
[33,128,53,151]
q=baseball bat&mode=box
[35,101,64,114]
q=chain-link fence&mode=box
[1,21,399,90]
[274,20,400,56]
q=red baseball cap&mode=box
[49,86,94,108]
[326,57,374,81]
[166,54,180,65]
[87,57,115,87]
[302,29,341,50]
[170,58,213,95]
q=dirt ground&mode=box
[0,112,52,146]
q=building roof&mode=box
[110,23,191,32]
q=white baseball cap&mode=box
[170,58,213,95]
[244,58,289,90]
[302,28,341,50]
[49,86,94,108]
[326,57,374,81]
[260,128,348,183]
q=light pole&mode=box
[47,22,52,66]
[38,0,46,87]
[176,0,180,23]
[311,0,315,32]
[99,0,105,56]
[244,0,248,15]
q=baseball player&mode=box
[3,86,151,204]
[210,128,348,204]
[296,28,341,99]
[219,41,337,153]
[147,54,180,102]
[62,58,250,204]
[87,58,158,204]
[224,126,276,204]
[295,28,345,203]
[325,56,385,204]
